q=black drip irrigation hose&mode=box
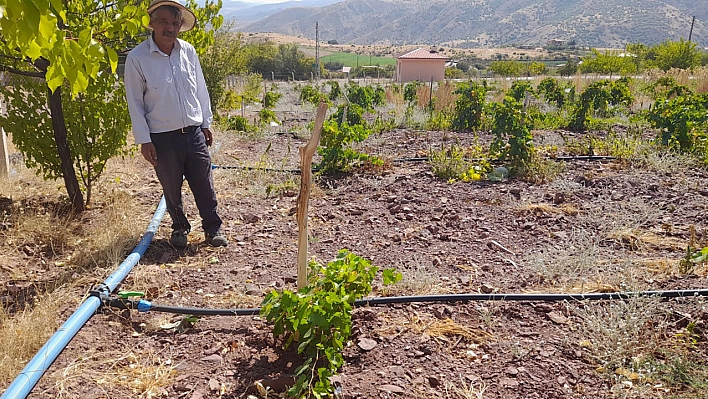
[212,164,305,174]
[391,155,617,163]
[103,289,708,317]
[211,154,617,174]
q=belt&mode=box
[170,125,200,134]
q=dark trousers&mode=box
[150,127,222,235]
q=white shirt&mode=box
[124,35,213,144]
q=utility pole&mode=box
[688,16,696,43]
[315,22,320,81]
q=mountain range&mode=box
[225,0,708,49]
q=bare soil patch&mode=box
[2,100,708,399]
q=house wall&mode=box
[396,59,446,83]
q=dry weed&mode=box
[203,290,263,309]
[416,84,432,109]
[433,81,457,113]
[70,190,144,273]
[54,349,176,399]
[383,261,448,296]
[0,291,62,384]
[573,296,668,374]
[445,376,487,399]
[695,66,708,93]
[634,147,698,176]
[524,227,607,290]
[426,318,493,344]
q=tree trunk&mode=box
[48,87,85,212]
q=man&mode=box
[124,0,227,248]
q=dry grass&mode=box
[518,202,578,217]
[53,349,176,398]
[203,290,263,309]
[383,261,449,296]
[695,66,708,93]
[523,179,700,292]
[573,296,668,373]
[444,377,488,399]
[425,318,494,344]
[0,291,62,384]
[0,151,154,387]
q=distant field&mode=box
[244,33,562,61]
[317,51,396,67]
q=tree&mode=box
[200,21,247,115]
[489,60,524,77]
[0,0,144,211]
[625,42,649,71]
[527,61,547,76]
[275,43,315,81]
[1,71,132,206]
[0,0,221,211]
[558,59,579,77]
[650,39,701,71]
[579,49,637,77]
[245,41,279,78]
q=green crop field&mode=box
[318,52,396,67]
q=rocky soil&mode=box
[3,114,708,399]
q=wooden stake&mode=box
[0,128,9,179]
[0,99,8,179]
[297,101,328,289]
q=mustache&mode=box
[162,30,176,37]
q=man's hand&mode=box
[141,143,158,167]
[203,127,213,147]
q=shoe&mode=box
[170,229,188,248]
[205,231,228,247]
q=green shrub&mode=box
[327,81,341,101]
[428,141,490,182]
[646,91,708,154]
[490,96,534,167]
[260,250,400,398]
[262,90,282,108]
[317,120,377,173]
[508,81,535,102]
[404,82,421,103]
[451,81,488,132]
[258,108,279,125]
[332,104,364,127]
[223,115,253,132]
[568,78,633,131]
[300,85,328,106]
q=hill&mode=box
[238,0,708,49]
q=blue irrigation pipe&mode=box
[1,197,167,399]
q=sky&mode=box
[246,0,295,3]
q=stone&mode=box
[357,337,378,351]
[547,311,568,324]
[200,354,223,363]
[378,384,405,393]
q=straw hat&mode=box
[147,0,196,32]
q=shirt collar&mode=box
[148,34,182,56]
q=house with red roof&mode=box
[395,47,449,83]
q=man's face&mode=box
[149,7,183,49]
